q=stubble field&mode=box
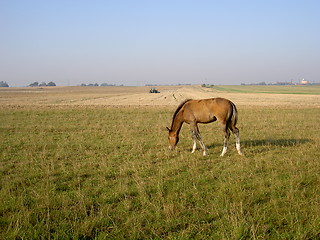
[1,85,320,239]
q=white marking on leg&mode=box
[198,139,207,156]
[194,127,207,156]
[192,140,197,153]
[236,142,241,151]
[236,137,243,155]
[221,129,229,157]
[220,146,227,156]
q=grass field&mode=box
[211,85,320,95]
[1,86,320,239]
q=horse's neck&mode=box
[171,112,184,134]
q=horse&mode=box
[167,97,243,156]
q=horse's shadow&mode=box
[207,138,311,150]
[241,138,311,147]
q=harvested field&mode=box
[0,85,319,108]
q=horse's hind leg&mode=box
[233,127,243,155]
[221,127,230,156]
[230,125,243,155]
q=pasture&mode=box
[1,85,320,239]
[210,85,320,95]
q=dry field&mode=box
[1,85,319,108]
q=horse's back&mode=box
[183,98,233,123]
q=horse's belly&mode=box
[198,115,217,124]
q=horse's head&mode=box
[167,127,179,150]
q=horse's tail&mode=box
[227,101,238,128]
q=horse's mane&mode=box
[170,99,192,129]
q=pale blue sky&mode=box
[1,0,319,86]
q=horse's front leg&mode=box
[191,124,207,156]
[191,131,197,153]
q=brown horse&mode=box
[167,98,243,156]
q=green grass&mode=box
[1,106,320,239]
[211,85,320,95]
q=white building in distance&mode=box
[300,79,309,85]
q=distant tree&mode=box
[47,82,56,86]
[29,82,39,87]
[39,82,47,87]
[101,83,116,86]
[0,81,9,87]
[81,83,100,86]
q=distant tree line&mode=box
[241,82,294,86]
[241,82,268,86]
[81,83,99,86]
[145,83,192,86]
[201,84,215,88]
[81,83,122,86]
[29,81,56,87]
[241,80,320,86]
[0,81,9,87]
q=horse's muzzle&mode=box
[168,145,175,150]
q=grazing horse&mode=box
[167,98,243,156]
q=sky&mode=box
[1,0,320,87]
